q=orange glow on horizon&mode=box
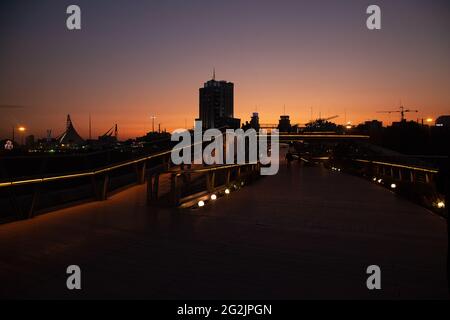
[1,1,450,140]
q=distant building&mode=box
[355,120,383,141]
[242,112,261,131]
[278,115,291,132]
[436,115,450,127]
[391,120,419,129]
[198,72,240,130]
[250,112,260,131]
[362,120,383,131]
[25,135,35,148]
[365,120,382,128]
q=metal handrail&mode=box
[0,136,221,188]
[0,148,174,188]
[167,163,258,175]
[353,159,439,174]
[0,133,370,188]
[276,134,370,139]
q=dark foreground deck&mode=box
[0,158,448,299]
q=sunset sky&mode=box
[1,0,449,139]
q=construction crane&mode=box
[377,106,418,122]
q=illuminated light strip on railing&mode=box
[276,134,370,139]
[296,131,337,134]
[0,134,363,188]
[0,139,208,188]
[0,147,181,188]
[354,159,439,173]
[169,163,255,174]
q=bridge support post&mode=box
[206,172,215,193]
[251,164,258,180]
[225,169,231,186]
[147,173,160,204]
[28,185,41,219]
[171,173,181,206]
[94,174,109,201]
[147,175,153,204]
[136,162,146,185]
[186,164,192,184]
[163,156,170,171]
[180,165,191,186]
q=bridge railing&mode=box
[332,156,446,215]
[352,159,439,184]
[147,162,262,208]
[0,136,264,220]
[0,147,175,221]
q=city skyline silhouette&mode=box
[1,0,449,139]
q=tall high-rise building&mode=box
[198,71,240,130]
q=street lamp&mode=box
[18,126,26,145]
[150,116,156,133]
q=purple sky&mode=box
[1,0,449,139]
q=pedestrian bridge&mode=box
[0,152,447,299]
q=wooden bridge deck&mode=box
[0,157,448,299]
